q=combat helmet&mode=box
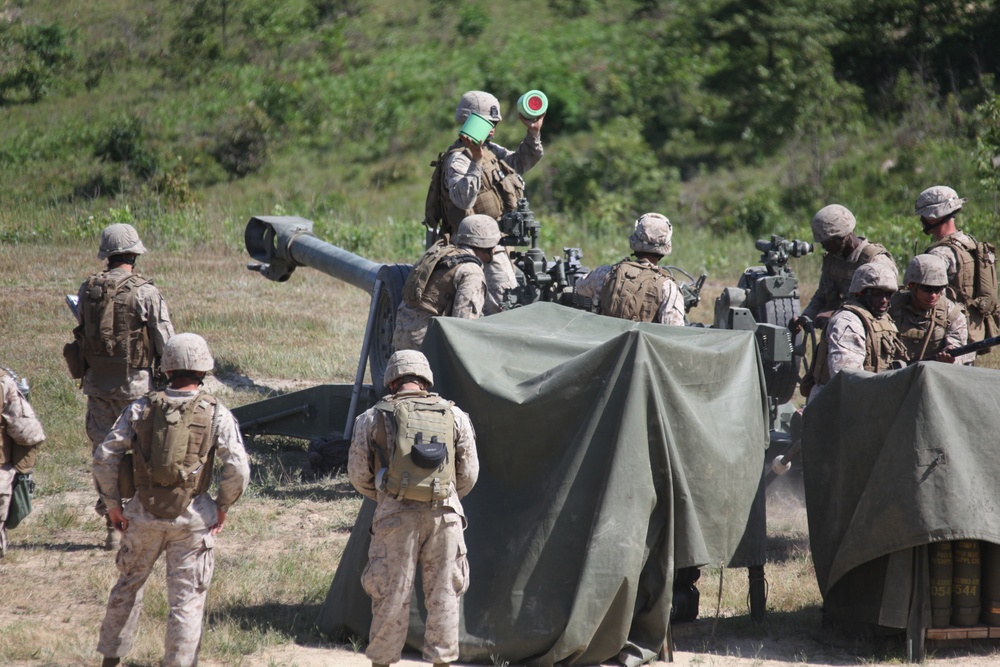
[454,214,502,249]
[455,91,502,124]
[629,213,673,256]
[162,333,214,373]
[850,262,898,295]
[98,223,147,260]
[903,254,948,288]
[384,350,434,389]
[915,185,965,220]
[810,205,856,243]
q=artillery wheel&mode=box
[368,264,411,393]
[758,297,803,405]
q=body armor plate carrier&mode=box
[374,392,456,502]
[599,259,674,322]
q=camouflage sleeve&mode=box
[927,245,960,280]
[826,311,868,377]
[802,260,838,320]
[213,405,250,513]
[574,265,611,300]
[93,399,145,510]
[1,375,45,447]
[452,406,479,499]
[483,249,518,316]
[347,409,379,500]
[945,305,974,365]
[451,264,486,320]
[444,150,484,210]
[137,283,175,358]
[491,133,544,175]
[657,279,686,326]
[76,280,87,325]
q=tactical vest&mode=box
[889,292,959,361]
[928,233,1000,343]
[373,392,456,502]
[132,391,218,519]
[426,141,525,237]
[401,242,482,316]
[811,302,906,386]
[76,271,154,384]
[821,241,892,308]
[598,259,674,322]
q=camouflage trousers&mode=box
[362,509,469,665]
[87,395,131,516]
[483,248,517,315]
[97,510,216,667]
[0,464,15,556]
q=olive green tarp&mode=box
[803,362,1000,629]
[318,303,769,665]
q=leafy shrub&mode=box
[0,21,74,103]
[456,5,488,39]
[210,103,272,178]
[94,114,159,180]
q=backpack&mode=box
[132,391,218,519]
[374,393,456,502]
[422,146,466,239]
[932,235,1000,342]
[599,259,673,322]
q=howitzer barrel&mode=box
[245,216,382,290]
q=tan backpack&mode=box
[374,393,456,502]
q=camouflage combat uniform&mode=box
[93,389,249,667]
[0,371,45,556]
[574,260,686,325]
[348,393,479,665]
[801,241,895,320]
[889,291,973,364]
[392,246,487,352]
[77,266,174,521]
[443,136,543,314]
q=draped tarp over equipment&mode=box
[803,362,1000,629]
[318,303,768,665]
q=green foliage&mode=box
[94,113,159,180]
[973,94,1000,212]
[0,20,74,103]
[211,103,272,178]
[456,4,488,39]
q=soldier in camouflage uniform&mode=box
[917,185,999,348]
[94,334,249,667]
[889,254,972,365]
[0,368,45,558]
[75,223,175,550]
[806,263,908,403]
[348,350,479,667]
[791,204,896,331]
[575,213,685,325]
[393,215,497,352]
[433,90,545,314]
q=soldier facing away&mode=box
[393,215,498,352]
[94,333,249,667]
[75,223,175,550]
[803,262,909,402]
[574,212,686,325]
[425,90,545,314]
[889,254,972,365]
[917,185,1000,348]
[348,350,479,667]
[0,368,45,558]
[791,204,896,331]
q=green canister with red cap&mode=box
[517,90,548,119]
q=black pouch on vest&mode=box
[411,434,447,469]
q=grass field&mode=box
[2,234,1000,666]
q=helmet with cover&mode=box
[810,204,856,243]
[903,254,948,288]
[850,262,898,295]
[98,223,147,260]
[454,214,502,249]
[162,333,214,373]
[384,350,434,389]
[455,90,502,124]
[914,185,965,220]
[628,212,673,255]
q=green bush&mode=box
[211,103,272,178]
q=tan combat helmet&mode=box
[915,185,965,220]
[810,204,856,243]
[455,90,502,124]
[384,349,434,388]
[629,212,673,255]
[850,262,898,295]
[98,223,147,260]
[454,214,502,249]
[162,333,215,373]
[903,254,948,288]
